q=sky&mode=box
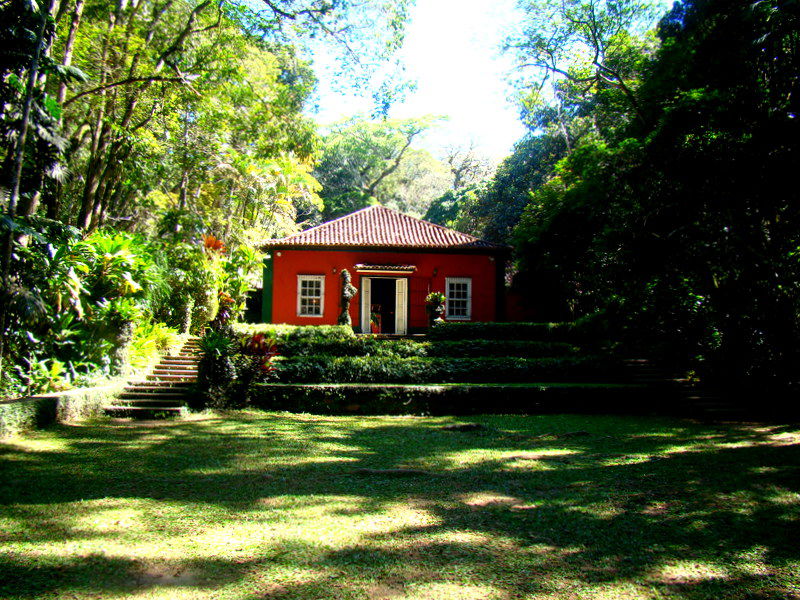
[308,0,675,164]
[309,0,528,163]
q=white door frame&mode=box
[360,277,372,333]
[360,276,408,335]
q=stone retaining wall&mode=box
[0,384,122,437]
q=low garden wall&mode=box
[0,384,121,438]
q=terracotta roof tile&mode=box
[265,205,502,250]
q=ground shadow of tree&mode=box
[0,413,798,599]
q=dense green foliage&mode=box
[425,0,799,392]
[314,117,452,220]
[250,382,647,415]
[4,0,797,400]
[427,316,607,343]
[0,384,114,437]
[511,0,800,391]
[273,354,612,384]
[0,1,413,398]
[277,336,580,358]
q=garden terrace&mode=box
[228,322,679,416]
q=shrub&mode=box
[194,330,279,409]
[279,337,425,358]
[428,316,609,344]
[232,324,356,344]
[249,382,652,416]
[273,355,616,384]
[197,330,237,391]
[274,338,580,359]
[129,322,181,372]
[0,385,118,437]
[425,340,580,358]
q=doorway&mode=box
[370,278,396,334]
[359,277,408,335]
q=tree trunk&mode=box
[0,0,57,382]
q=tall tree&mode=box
[508,0,661,125]
[314,116,441,219]
[513,0,800,391]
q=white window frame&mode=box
[297,275,325,317]
[445,277,472,320]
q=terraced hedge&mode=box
[233,324,356,343]
[276,338,580,359]
[272,355,617,384]
[250,383,652,416]
[427,314,608,343]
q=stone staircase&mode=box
[104,336,201,418]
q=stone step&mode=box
[127,380,192,387]
[153,367,198,373]
[146,374,196,382]
[104,405,184,419]
[114,399,188,408]
[119,391,190,399]
[125,383,192,392]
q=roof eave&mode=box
[262,242,510,254]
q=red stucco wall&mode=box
[269,249,500,330]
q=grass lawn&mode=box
[1,412,799,600]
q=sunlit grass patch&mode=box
[1,412,799,599]
[427,447,579,471]
[653,560,731,584]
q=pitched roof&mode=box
[264,205,503,250]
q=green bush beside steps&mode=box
[272,355,619,384]
[276,338,582,359]
[250,382,658,416]
[426,316,608,343]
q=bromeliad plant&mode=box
[231,333,279,407]
[240,333,278,377]
[196,330,278,409]
[197,329,238,394]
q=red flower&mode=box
[202,234,226,254]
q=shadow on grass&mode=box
[0,412,799,599]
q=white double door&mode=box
[360,277,408,335]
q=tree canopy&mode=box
[2,0,799,398]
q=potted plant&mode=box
[370,305,382,334]
[425,291,446,327]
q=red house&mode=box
[261,205,509,334]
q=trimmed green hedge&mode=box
[0,385,118,437]
[428,322,569,341]
[279,337,423,358]
[250,382,655,416]
[428,314,609,343]
[425,340,579,358]
[276,338,580,359]
[272,355,617,384]
[233,324,355,342]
